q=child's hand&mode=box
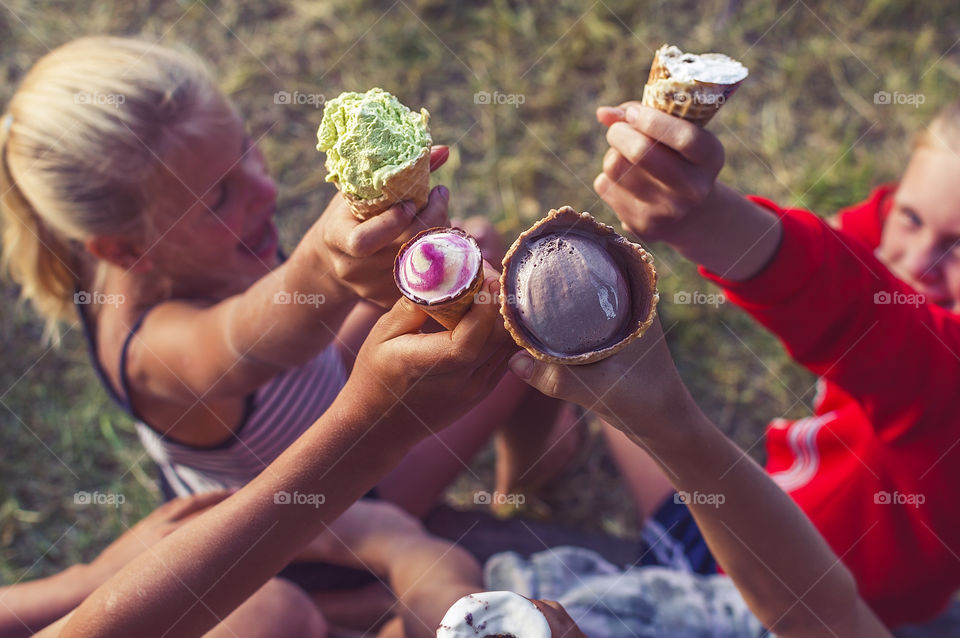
[319,146,452,307]
[341,269,515,437]
[532,599,588,638]
[595,103,725,246]
[507,318,694,443]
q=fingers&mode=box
[622,104,724,169]
[344,201,417,257]
[449,276,504,360]
[375,296,431,342]
[471,339,515,388]
[161,489,234,522]
[593,172,656,235]
[596,105,626,126]
[531,599,587,638]
[601,143,693,195]
[336,185,451,258]
[406,185,451,235]
[508,351,585,405]
[429,145,450,172]
[396,274,505,371]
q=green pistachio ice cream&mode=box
[317,88,431,200]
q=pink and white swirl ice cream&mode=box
[394,227,484,328]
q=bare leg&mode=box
[34,577,327,638]
[381,372,586,517]
[494,394,581,499]
[300,501,481,638]
[205,578,328,638]
[377,372,529,517]
[601,420,674,522]
[377,617,405,638]
[310,582,394,635]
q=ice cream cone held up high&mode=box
[641,44,748,126]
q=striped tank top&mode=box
[78,301,347,496]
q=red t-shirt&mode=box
[700,185,960,627]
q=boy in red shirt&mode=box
[581,99,960,628]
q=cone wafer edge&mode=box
[394,227,484,330]
[641,45,745,127]
[420,268,484,330]
[343,147,432,221]
[499,207,660,366]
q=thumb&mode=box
[508,351,578,403]
[376,296,430,342]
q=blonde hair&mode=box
[0,36,221,340]
[915,99,960,155]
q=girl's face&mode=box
[877,146,960,313]
[143,94,279,298]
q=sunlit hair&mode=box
[915,99,960,155]
[0,36,222,342]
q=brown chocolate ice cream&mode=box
[500,206,658,365]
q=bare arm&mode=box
[595,104,783,282]
[56,276,511,638]
[302,500,483,638]
[0,568,91,638]
[629,395,889,637]
[510,319,891,638]
[0,492,231,638]
[129,181,450,405]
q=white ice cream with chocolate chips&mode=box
[436,591,551,638]
[655,45,748,84]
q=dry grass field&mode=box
[1,0,958,585]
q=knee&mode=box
[264,579,328,637]
[222,578,328,638]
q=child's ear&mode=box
[84,235,152,272]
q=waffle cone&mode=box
[641,47,744,127]
[420,269,484,330]
[342,147,431,221]
[394,227,484,330]
[499,207,659,366]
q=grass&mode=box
[1,0,959,583]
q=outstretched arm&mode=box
[54,274,513,638]
[0,492,232,638]
[127,148,450,407]
[596,103,960,440]
[509,319,891,638]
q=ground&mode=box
[1,0,958,585]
